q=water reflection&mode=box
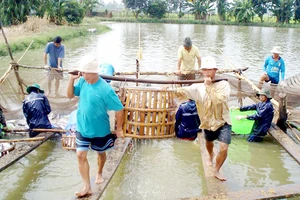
[225,136,299,191]
[101,139,205,200]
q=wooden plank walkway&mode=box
[184,183,300,200]
[72,137,131,200]
[268,124,300,164]
[0,132,56,172]
[198,133,228,195]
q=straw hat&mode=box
[26,84,44,94]
[270,46,282,54]
[201,56,218,70]
[257,88,272,99]
[77,57,100,74]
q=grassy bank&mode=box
[0,18,110,57]
[99,16,300,28]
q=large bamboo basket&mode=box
[119,87,177,139]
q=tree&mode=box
[81,0,101,17]
[0,0,43,25]
[145,0,167,18]
[167,0,187,18]
[45,0,66,25]
[186,0,214,20]
[64,1,84,24]
[217,0,227,21]
[122,0,149,18]
[295,0,300,22]
[252,0,268,22]
[228,0,256,23]
[269,0,294,24]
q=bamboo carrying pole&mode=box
[17,64,249,75]
[0,137,45,143]
[68,72,228,85]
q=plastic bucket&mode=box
[230,109,256,134]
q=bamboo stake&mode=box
[0,22,14,61]
[287,123,300,142]
[3,128,68,133]
[0,137,45,143]
[17,40,34,63]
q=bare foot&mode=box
[214,171,226,181]
[95,173,104,184]
[207,152,215,166]
[75,186,92,198]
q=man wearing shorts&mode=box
[67,57,124,197]
[175,56,231,181]
[44,36,65,97]
[258,46,285,89]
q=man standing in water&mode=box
[177,37,201,81]
[44,36,65,97]
[174,56,231,181]
[67,57,124,197]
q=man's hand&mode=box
[69,71,81,80]
[236,115,246,121]
[57,67,63,71]
[116,129,125,143]
[204,77,212,86]
[175,70,181,75]
[44,65,50,70]
[230,106,240,110]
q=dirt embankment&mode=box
[1,17,57,44]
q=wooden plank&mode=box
[0,132,55,172]
[184,183,300,200]
[72,138,131,200]
[268,124,300,165]
[198,133,228,195]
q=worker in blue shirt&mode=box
[258,46,285,89]
[175,99,201,140]
[236,88,274,142]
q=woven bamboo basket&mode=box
[61,135,76,150]
[119,87,177,139]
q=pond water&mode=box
[101,136,300,200]
[0,22,300,199]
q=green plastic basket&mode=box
[230,109,256,134]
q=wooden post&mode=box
[276,92,287,132]
[136,59,139,86]
[237,78,243,107]
[0,22,14,61]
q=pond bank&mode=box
[0,18,110,57]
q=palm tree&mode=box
[187,0,215,20]
[228,0,256,23]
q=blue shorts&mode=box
[266,76,279,84]
[76,131,117,153]
[204,123,231,144]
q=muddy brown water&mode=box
[0,23,300,199]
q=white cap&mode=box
[201,56,218,70]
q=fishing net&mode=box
[0,64,78,119]
[0,60,299,125]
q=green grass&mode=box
[0,19,110,57]
[102,11,300,28]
